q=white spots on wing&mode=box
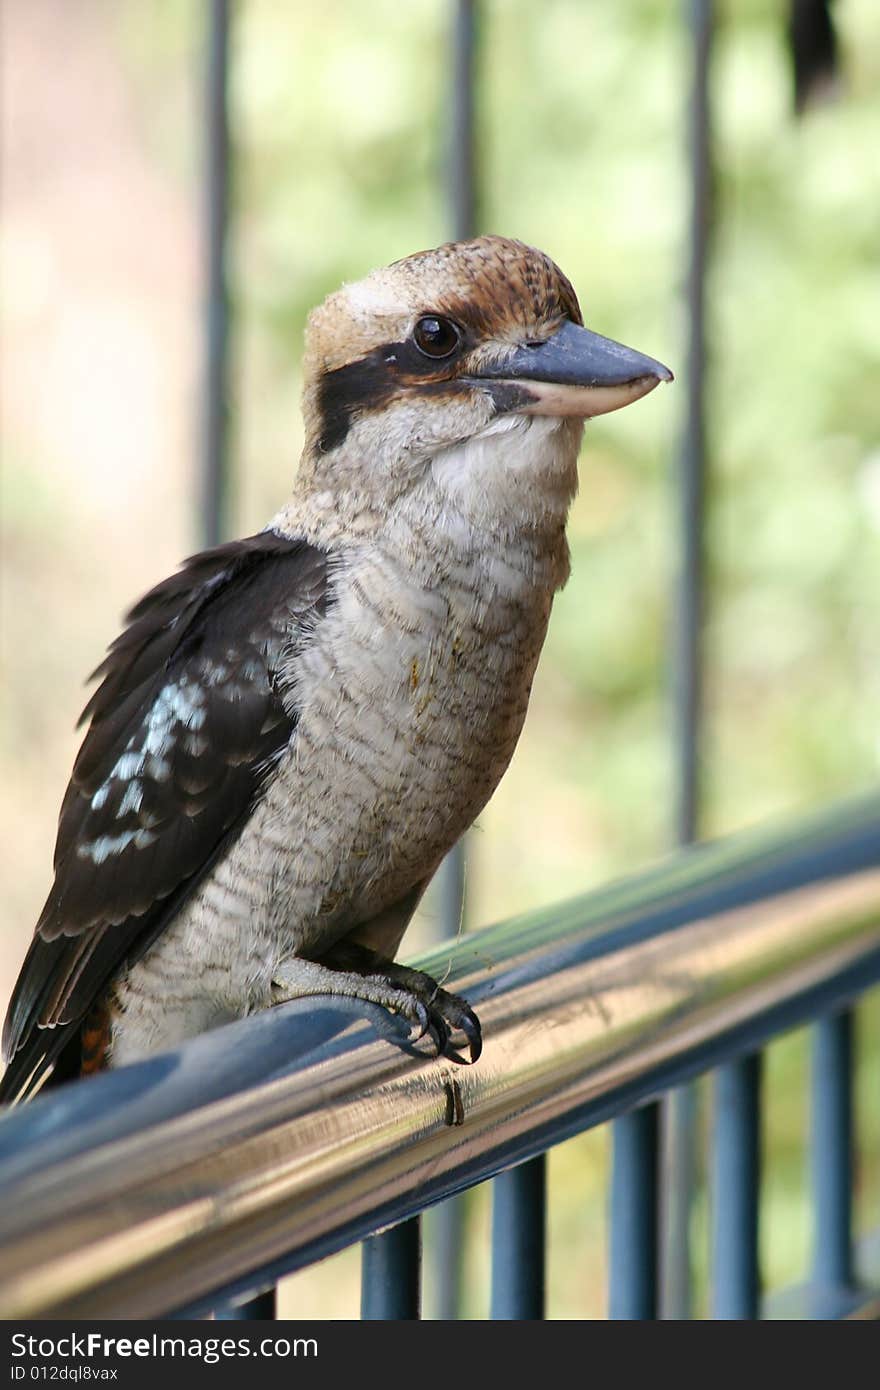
[87,676,211,821]
[143,679,207,757]
[118,781,144,816]
[142,718,168,758]
[113,751,142,780]
[145,754,171,783]
[199,660,230,688]
[239,656,265,685]
[77,826,157,864]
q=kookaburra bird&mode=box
[1,236,671,1102]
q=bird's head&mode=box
[297,236,672,529]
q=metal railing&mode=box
[0,792,879,1319]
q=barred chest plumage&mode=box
[109,504,566,1064]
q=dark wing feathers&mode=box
[1,531,329,1101]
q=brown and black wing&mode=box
[1,531,329,1102]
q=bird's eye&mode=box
[412,315,461,359]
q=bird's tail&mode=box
[0,1026,81,1105]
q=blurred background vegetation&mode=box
[1,0,878,1317]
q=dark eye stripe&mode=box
[315,338,467,453]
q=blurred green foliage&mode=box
[11,0,880,1316]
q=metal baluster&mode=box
[491,1157,546,1320]
[712,1055,761,1318]
[661,0,715,1320]
[434,0,479,969]
[450,0,479,238]
[609,1105,660,1319]
[674,0,713,852]
[425,0,480,1323]
[202,0,232,550]
[362,1221,422,1320]
[201,0,274,1322]
[811,1011,855,1313]
[437,0,479,952]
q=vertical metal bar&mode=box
[609,1105,660,1320]
[203,0,266,1317]
[712,1055,761,1319]
[202,0,232,548]
[675,0,713,851]
[811,1011,854,1294]
[434,0,478,940]
[425,1196,465,1320]
[434,0,479,949]
[661,0,715,1320]
[491,1156,546,1319]
[661,1087,697,1318]
[436,842,466,943]
[361,1220,422,1320]
[450,0,478,239]
[202,1,258,1324]
[424,0,480,1323]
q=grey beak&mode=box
[483,319,673,389]
[474,319,673,420]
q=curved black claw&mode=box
[408,998,431,1044]
[427,1011,450,1059]
[427,989,482,1065]
[454,1003,483,1064]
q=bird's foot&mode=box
[355,956,482,1065]
[272,945,481,1065]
